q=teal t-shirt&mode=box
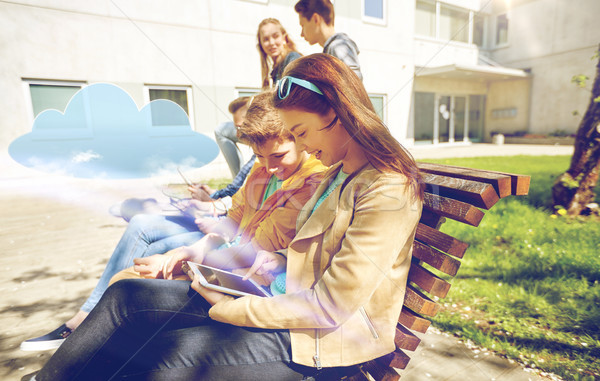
[274,168,349,295]
[311,168,349,215]
[261,175,283,207]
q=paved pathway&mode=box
[0,144,570,380]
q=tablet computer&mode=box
[187,262,272,298]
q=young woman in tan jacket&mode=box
[29,54,423,381]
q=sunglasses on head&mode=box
[276,76,323,99]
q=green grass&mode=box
[206,178,231,191]
[421,156,600,380]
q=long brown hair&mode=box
[272,53,424,200]
[257,18,300,89]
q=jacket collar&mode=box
[294,162,345,241]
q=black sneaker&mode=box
[20,324,72,351]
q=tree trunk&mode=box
[552,44,600,216]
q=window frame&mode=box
[362,0,387,26]
[234,88,261,99]
[472,11,488,48]
[22,78,86,125]
[438,1,470,44]
[414,0,483,46]
[368,93,387,123]
[495,13,509,48]
[143,84,194,129]
[415,0,437,38]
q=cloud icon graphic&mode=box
[9,83,219,179]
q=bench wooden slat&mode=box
[413,241,461,276]
[475,169,531,195]
[398,307,431,333]
[403,285,440,316]
[409,260,452,298]
[363,360,402,381]
[422,172,500,209]
[345,369,372,381]
[395,323,421,351]
[415,223,469,259]
[376,349,412,370]
[423,193,485,227]
[419,209,445,229]
[418,162,512,198]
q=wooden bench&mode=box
[348,162,531,381]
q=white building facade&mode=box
[1,0,598,158]
[411,0,600,145]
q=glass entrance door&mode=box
[415,92,484,144]
[438,95,451,143]
[454,96,466,142]
[468,95,485,142]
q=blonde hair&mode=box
[257,18,300,89]
[237,90,293,147]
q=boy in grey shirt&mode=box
[295,0,363,80]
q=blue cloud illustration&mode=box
[9,83,219,179]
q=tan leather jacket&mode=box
[209,163,422,367]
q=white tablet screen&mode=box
[188,262,272,298]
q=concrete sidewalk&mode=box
[409,142,573,160]
[0,145,570,380]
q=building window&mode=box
[235,88,261,99]
[145,85,193,127]
[473,13,486,47]
[414,92,435,143]
[24,79,84,118]
[439,4,469,43]
[496,13,508,46]
[415,0,436,38]
[148,87,190,115]
[415,0,478,45]
[369,94,386,122]
[363,0,386,25]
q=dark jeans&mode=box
[36,279,305,381]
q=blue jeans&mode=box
[80,214,206,313]
[37,279,306,380]
[215,121,244,178]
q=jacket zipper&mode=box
[313,329,322,370]
[360,306,379,339]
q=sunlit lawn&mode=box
[421,156,600,381]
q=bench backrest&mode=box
[351,162,531,381]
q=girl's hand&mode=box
[185,199,216,218]
[187,268,228,305]
[133,254,168,279]
[243,250,286,280]
[163,234,226,279]
[162,247,194,280]
[189,184,215,201]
